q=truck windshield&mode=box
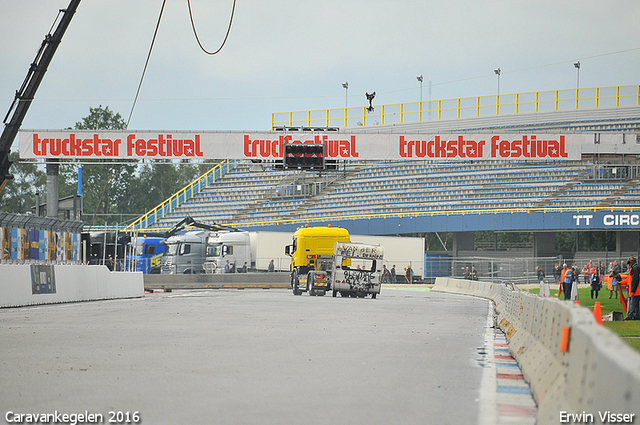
[132,244,144,256]
[207,243,222,257]
[165,244,179,256]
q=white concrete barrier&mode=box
[0,264,144,308]
[433,277,640,425]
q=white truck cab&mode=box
[203,231,251,274]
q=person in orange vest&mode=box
[625,257,640,320]
[561,263,572,300]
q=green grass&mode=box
[524,286,640,352]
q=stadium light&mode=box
[494,68,501,96]
[342,82,348,109]
[417,75,423,103]
[574,61,580,90]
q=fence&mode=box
[425,254,638,285]
[272,84,640,129]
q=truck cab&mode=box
[161,230,209,274]
[285,225,350,295]
[128,236,165,274]
[203,231,251,274]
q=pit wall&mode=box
[432,277,640,425]
[0,264,144,308]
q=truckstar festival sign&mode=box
[19,130,608,161]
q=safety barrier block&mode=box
[566,324,640,421]
[434,277,640,425]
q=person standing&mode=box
[268,259,275,272]
[463,266,470,280]
[381,265,391,283]
[610,269,620,300]
[390,265,397,284]
[613,260,622,275]
[590,267,601,299]
[626,257,640,320]
[570,264,579,302]
[470,266,478,281]
[537,266,549,297]
[562,264,572,301]
[406,265,414,284]
[582,264,589,285]
[554,263,562,286]
[536,266,545,284]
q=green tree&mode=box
[75,105,127,131]
[122,159,213,216]
[72,106,137,226]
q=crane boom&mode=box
[163,216,240,238]
[0,0,81,192]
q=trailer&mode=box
[307,241,384,298]
[250,231,292,272]
[351,234,424,282]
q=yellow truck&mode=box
[284,225,350,296]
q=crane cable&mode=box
[127,0,167,128]
[187,0,237,55]
[127,0,237,127]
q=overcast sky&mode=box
[1,0,639,134]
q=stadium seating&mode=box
[146,159,640,229]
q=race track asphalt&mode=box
[1,287,491,425]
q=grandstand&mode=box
[139,157,640,229]
[123,84,640,272]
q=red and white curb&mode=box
[478,303,537,424]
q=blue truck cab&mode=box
[128,236,165,274]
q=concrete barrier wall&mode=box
[0,264,144,308]
[143,272,290,289]
[433,277,640,425]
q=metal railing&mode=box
[437,255,634,286]
[227,204,640,229]
[125,159,240,232]
[267,173,340,199]
[272,84,640,129]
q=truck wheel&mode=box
[372,293,377,299]
[332,290,337,297]
[308,275,315,296]
[292,272,302,296]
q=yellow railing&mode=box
[125,159,240,232]
[271,84,640,129]
[228,204,640,229]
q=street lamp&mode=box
[494,68,501,115]
[342,82,348,109]
[574,61,581,109]
[417,75,424,121]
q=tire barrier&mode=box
[432,277,640,425]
